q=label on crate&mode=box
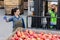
[4,0,20,5]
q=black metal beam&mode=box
[32,0,43,28]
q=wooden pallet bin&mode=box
[0,1,4,8]
[24,2,28,9]
[6,27,60,40]
[7,27,23,40]
[4,0,24,15]
[4,5,19,15]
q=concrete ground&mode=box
[0,9,12,40]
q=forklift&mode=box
[31,0,60,30]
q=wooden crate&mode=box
[4,0,24,15]
[4,0,20,5]
[24,2,28,9]
[4,5,24,15]
[0,1,4,7]
[4,5,19,15]
[7,27,23,40]
[4,0,24,5]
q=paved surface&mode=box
[0,9,13,40]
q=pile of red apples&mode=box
[10,30,60,40]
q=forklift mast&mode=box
[32,0,43,28]
[32,0,60,29]
[57,0,60,29]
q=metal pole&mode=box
[26,16,28,28]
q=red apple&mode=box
[24,31,29,36]
[23,37,30,40]
[15,37,19,40]
[58,35,60,39]
[16,31,21,37]
[16,30,20,34]
[26,30,29,32]
[48,35,52,39]
[29,36,34,38]
[51,38,58,40]
[10,37,15,40]
[21,35,26,39]
[33,33,38,38]
[28,30,34,36]
[48,33,52,39]
[36,38,43,40]
[57,38,60,40]
[53,34,58,38]
[13,34,19,40]
[45,38,50,40]
[40,32,45,35]
[42,34,47,39]
[31,38,36,40]
[19,38,23,40]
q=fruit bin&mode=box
[7,27,60,40]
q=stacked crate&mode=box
[24,1,28,10]
[0,1,4,8]
[4,0,24,15]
